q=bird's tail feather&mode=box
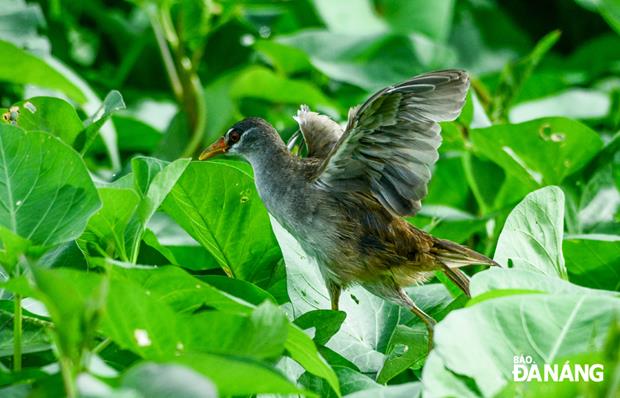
[432,238,499,297]
[432,238,501,269]
[439,263,471,297]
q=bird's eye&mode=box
[229,130,241,143]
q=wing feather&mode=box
[292,105,343,158]
[314,70,470,216]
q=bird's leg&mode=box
[326,280,342,311]
[408,298,436,351]
[362,280,437,353]
[395,288,436,352]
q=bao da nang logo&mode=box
[513,355,604,382]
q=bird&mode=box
[199,70,499,350]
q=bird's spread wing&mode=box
[292,105,343,158]
[312,70,470,216]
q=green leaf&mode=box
[300,366,377,397]
[5,97,83,146]
[312,0,386,34]
[379,0,455,41]
[279,30,455,91]
[141,227,218,270]
[424,294,620,397]
[31,267,106,365]
[422,352,479,398]
[174,353,307,396]
[100,272,182,360]
[186,301,289,359]
[0,40,86,103]
[286,324,341,396]
[203,73,238,145]
[81,187,140,260]
[576,0,620,35]
[376,324,426,383]
[200,275,276,306]
[0,0,47,51]
[113,115,162,153]
[81,157,190,261]
[74,90,126,154]
[254,40,314,75]
[108,264,252,314]
[230,66,333,109]
[0,227,31,273]
[162,160,282,287]
[470,268,616,298]
[470,117,603,186]
[294,309,346,345]
[121,362,217,398]
[344,382,422,398]
[564,234,620,291]
[0,126,100,246]
[494,186,567,279]
[0,301,49,357]
[270,216,399,373]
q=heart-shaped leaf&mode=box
[0,126,100,248]
[494,186,567,279]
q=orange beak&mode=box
[199,137,228,160]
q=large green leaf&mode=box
[230,66,333,109]
[494,186,567,279]
[279,30,454,91]
[0,301,49,357]
[379,0,455,41]
[312,0,386,34]
[80,157,189,261]
[470,118,603,186]
[0,40,86,103]
[63,266,304,396]
[121,362,217,398]
[108,264,252,314]
[344,382,422,398]
[0,125,100,247]
[423,294,620,397]
[376,324,426,383]
[82,187,140,260]
[162,160,282,287]
[174,353,306,396]
[185,301,289,359]
[0,0,47,51]
[5,97,83,146]
[294,310,347,345]
[31,267,106,367]
[563,234,620,291]
[422,352,479,398]
[286,323,341,396]
[470,268,616,298]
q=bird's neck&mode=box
[245,141,301,219]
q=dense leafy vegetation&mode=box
[0,0,619,397]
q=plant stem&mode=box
[182,73,207,157]
[462,151,490,215]
[92,337,111,355]
[59,356,76,398]
[147,3,208,158]
[13,293,22,371]
[148,6,183,103]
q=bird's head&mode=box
[199,117,278,161]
